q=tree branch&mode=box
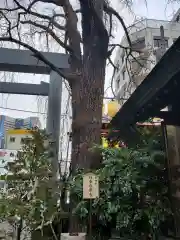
[108,44,145,55]
[61,0,82,65]
[20,20,74,54]
[108,57,117,98]
[80,0,109,41]
[109,13,113,38]
[104,3,132,48]
[13,0,82,62]
[12,0,66,31]
[108,56,117,70]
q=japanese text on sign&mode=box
[83,173,99,199]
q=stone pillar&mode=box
[46,71,62,180]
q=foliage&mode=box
[0,129,61,231]
[70,126,172,239]
[0,126,173,239]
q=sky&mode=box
[0,0,180,128]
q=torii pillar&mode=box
[155,26,180,237]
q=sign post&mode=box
[83,173,99,240]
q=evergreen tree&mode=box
[70,126,172,239]
[0,130,64,239]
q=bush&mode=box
[70,126,172,239]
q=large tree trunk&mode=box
[69,0,109,233]
[70,0,108,172]
[71,60,106,171]
[69,43,108,234]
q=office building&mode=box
[0,115,41,148]
[114,9,180,104]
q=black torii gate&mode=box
[109,27,180,142]
[109,26,180,238]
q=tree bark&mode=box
[69,49,107,234]
[69,0,109,233]
[70,0,108,172]
[71,63,106,171]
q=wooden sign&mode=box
[61,233,86,240]
[83,172,99,199]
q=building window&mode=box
[15,118,24,129]
[132,38,145,50]
[10,137,15,143]
[21,137,31,144]
[153,36,168,48]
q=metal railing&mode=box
[127,18,180,34]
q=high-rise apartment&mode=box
[114,9,180,104]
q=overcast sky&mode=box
[0,0,180,128]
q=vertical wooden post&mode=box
[163,124,180,237]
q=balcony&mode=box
[130,49,151,75]
[127,18,180,35]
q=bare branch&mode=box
[0,0,82,61]
[20,20,73,53]
[0,6,20,12]
[109,43,130,51]
[61,0,82,65]
[104,3,132,48]
[12,0,66,31]
[108,56,117,70]
[109,13,113,38]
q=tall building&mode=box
[114,10,180,104]
[0,115,41,148]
